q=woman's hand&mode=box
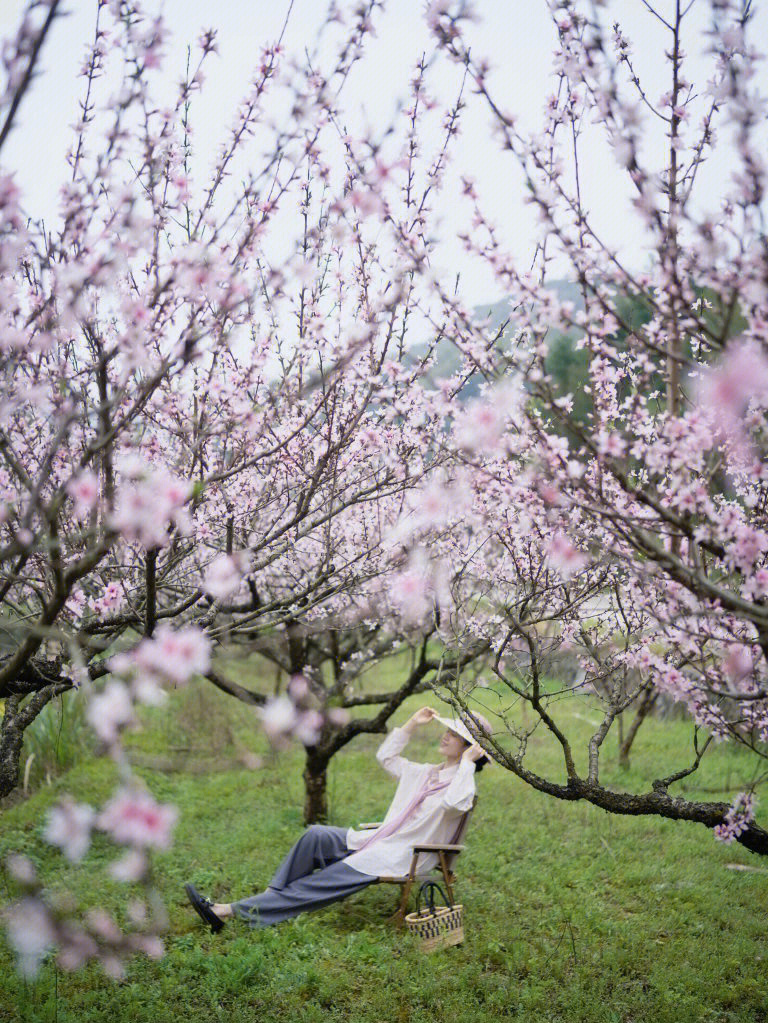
[403,706,438,733]
[461,742,486,765]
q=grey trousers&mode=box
[230,824,378,929]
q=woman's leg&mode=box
[229,859,377,929]
[210,824,353,919]
[266,824,351,891]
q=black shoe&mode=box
[185,882,226,933]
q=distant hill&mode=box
[406,279,585,403]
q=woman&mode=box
[185,705,492,932]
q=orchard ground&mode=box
[1,655,767,1023]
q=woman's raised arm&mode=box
[375,707,437,778]
[439,741,483,811]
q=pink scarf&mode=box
[355,766,451,851]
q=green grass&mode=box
[15,686,94,794]
[1,668,768,1023]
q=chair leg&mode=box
[389,851,420,928]
[387,879,413,929]
[438,852,455,904]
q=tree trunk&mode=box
[0,682,71,802]
[619,688,659,769]
[303,749,330,825]
[0,695,26,800]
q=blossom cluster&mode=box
[3,854,165,979]
[258,674,350,750]
[713,792,757,844]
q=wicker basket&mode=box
[405,881,464,953]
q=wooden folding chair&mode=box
[356,795,478,928]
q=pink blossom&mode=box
[110,467,192,548]
[4,898,56,978]
[327,707,351,726]
[714,791,756,843]
[288,674,310,700]
[258,695,298,741]
[85,909,122,943]
[100,954,127,980]
[196,520,213,540]
[389,552,432,624]
[171,173,190,202]
[86,680,134,744]
[743,567,768,600]
[6,854,36,885]
[723,647,753,683]
[43,799,95,862]
[596,431,626,458]
[202,553,245,600]
[56,927,99,973]
[256,694,326,748]
[97,787,178,850]
[411,479,451,526]
[453,399,505,454]
[109,849,148,882]
[119,625,211,692]
[149,625,211,684]
[103,581,124,610]
[130,934,164,959]
[656,665,690,698]
[631,646,656,672]
[425,1,452,33]
[66,471,99,517]
[696,339,768,447]
[91,581,125,616]
[545,531,587,579]
[110,483,165,546]
[538,482,561,506]
[348,188,386,217]
[110,647,166,706]
[66,588,86,619]
[729,525,768,573]
[0,172,21,210]
[126,899,147,925]
[294,709,324,746]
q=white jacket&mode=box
[344,726,477,878]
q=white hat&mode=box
[433,711,494,765]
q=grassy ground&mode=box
[1,659,768,1023]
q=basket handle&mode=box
[416,880,453,916]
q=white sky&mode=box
[2,0,767,305]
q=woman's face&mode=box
[439,728,468,761]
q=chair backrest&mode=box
[444,795,478,868]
